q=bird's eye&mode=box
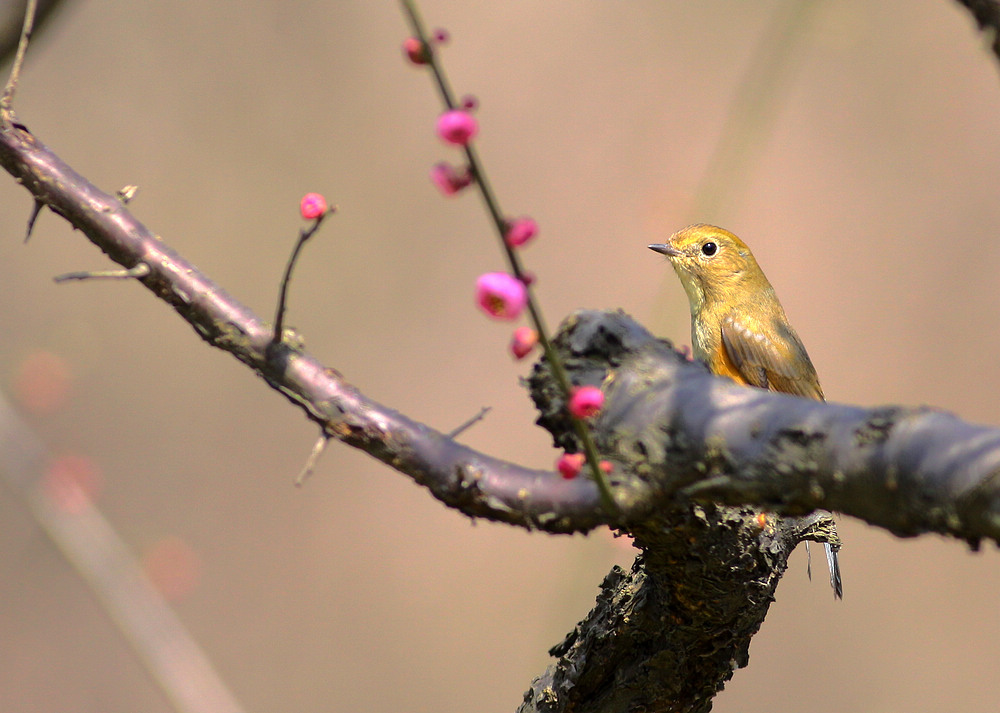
[701,241,718,257]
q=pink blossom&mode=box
[557,453,585,480]
[568,385,604,419]
[510,326,539,360]
[430,162,473,196]
[476,272,527,320]
[299,193,327,220]
[437,109,478,146]
[504,217,538,247]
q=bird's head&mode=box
[648,224,765,309]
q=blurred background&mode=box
[0,1,998,712]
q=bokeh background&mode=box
[1,1,999,712]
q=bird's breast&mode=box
[691,308,754,387]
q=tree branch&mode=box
[515,309,999,711]
[0,112,613,533]
[0,0,66,67]
[3,108,1000,543]
[533,310,1000,547]
[517,509,830,713]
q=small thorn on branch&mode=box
[446,406,492,438]
[24,199,43,242]
[54,262,151,283]
[295,434,331,486]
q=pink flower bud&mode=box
[437,110,478,146]
[504,217,538,247]
[557,453,585,480]
[402,37,429,65]
[599,460,613,475]
[475,272,527,320]
[299,193,327,220]
[430,162,473,196]
[510,326,539,360]
[568,385,604,419]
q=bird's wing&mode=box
[720,313,824,400]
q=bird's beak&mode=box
[648,243,681,257]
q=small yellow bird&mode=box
[650,224,842,598]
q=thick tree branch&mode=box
[516,310,999,711]
[536,310,1000,547]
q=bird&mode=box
[649,223,842,598]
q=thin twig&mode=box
[399,0,617,512]
[272,214,327,345]
[1,0,37,112]
[446,406,491,438]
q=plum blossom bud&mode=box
[504,217,538,248]
[437,109,478,146]
[402,37,429,65]
[568,385,604,419]
[510,326,538,360]
[430,162,473,196]
[557,452,585,480]
[476,272,527,320]
[299,193,327,220]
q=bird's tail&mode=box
[825,542,843,600]
[802,511,843,599]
